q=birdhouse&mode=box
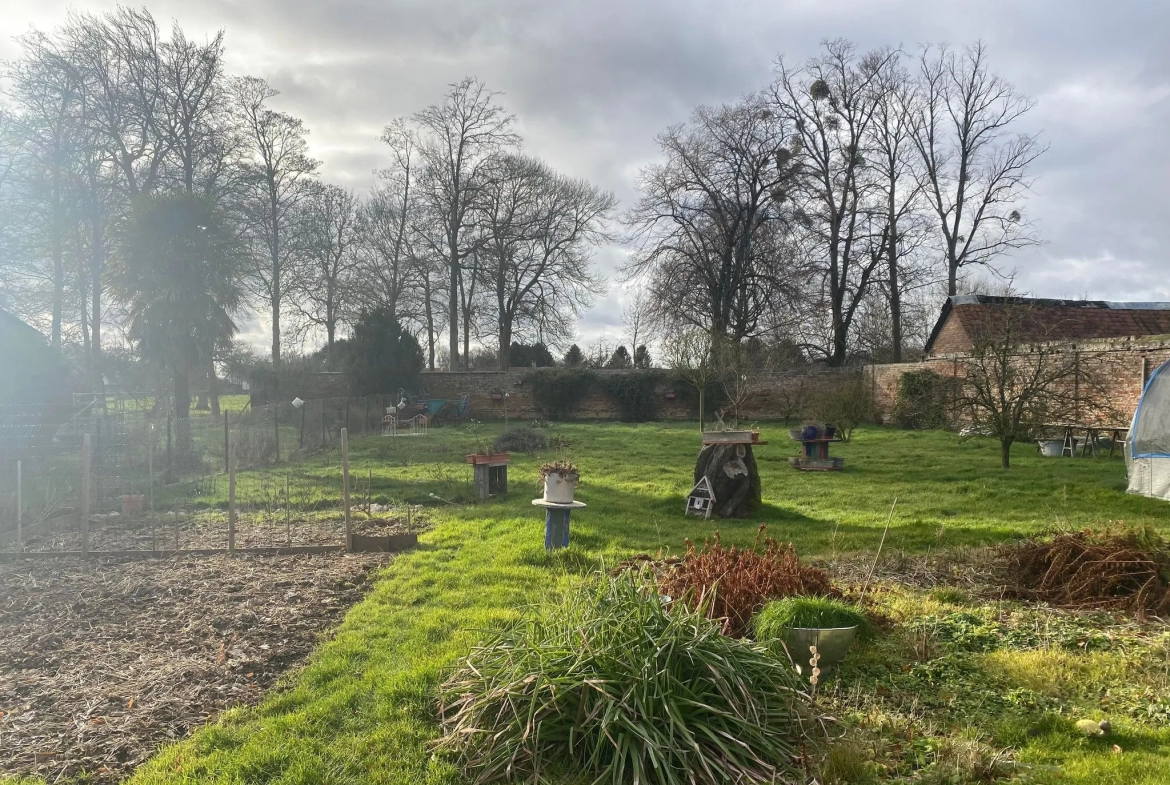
[685,476,716,519]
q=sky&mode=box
[3,0,1169,354]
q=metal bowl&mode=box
[784,626,859,673]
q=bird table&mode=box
[789,436,844,471]
[531,499,586,551]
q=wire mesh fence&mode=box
[0,394,405,556]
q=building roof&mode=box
[924,296,1170,355]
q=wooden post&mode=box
[223,410,230,473]
[341,428,352,551]
[345,398,350,434]
[299,403,306,449]
[285,473,291,545]
[165,414,173,484]
[274,403,280,464]
[366,468,372,517]
[149,427,156,551]
[228,429,237,553]
[15,460,22,554]
[363,396,369,436]
[321,403,326,447]
[81,434,91,559]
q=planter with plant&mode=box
[755,596,871,673]
[538,460,579,503]
[464,420,510,465]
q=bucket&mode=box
[1037,439,1062,457]
[120,494,145,515]
[543,472,578,504]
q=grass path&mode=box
[121,424,1170,784]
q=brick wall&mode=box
[870,334,1170,428]
[417,366,861,423]
[407,334,1170,427]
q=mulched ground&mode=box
[0,551,392,783]
[16,512,419,552]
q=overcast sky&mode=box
[3,0,1169,352]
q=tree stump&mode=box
[694,442,761,518]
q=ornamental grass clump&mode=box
[755,597,873,641]
[659,526,837,637]
[437,573,818,785]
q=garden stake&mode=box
[861,496,897,598]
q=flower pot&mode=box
[120,494,145,515]
[789,428,803,441]
[543,472,578,503]
[824,424,837,439]
[801,425,820,441]
[784,626,858,673]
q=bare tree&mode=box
[289,182,361,346]
[772,40,900,366]
[865,55,934,362]
[958,301,1107,468]
[157,24,226,195]
[909,42,1046,296]
[621,286,654,360]
[477,154,613,369]
[626,94,802,342]
[413,77,518,370]
[358,119,421,324]
[231,75,319,372]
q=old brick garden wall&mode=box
[414,333,1170,427]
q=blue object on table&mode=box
[802,424,820,440]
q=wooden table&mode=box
[790,437,844,471]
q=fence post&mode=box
[166,415,173,484]
[274,404,280,464]
[341,427,352,552]
[363,396,369,436]
[81,434,91,559]
[285,473,291,546]
[224,410,230,473]
[15,460,22,554]
[228,429,237,554]
[321,403,326,447]
[345,398,350,435]
[299,403,306,449]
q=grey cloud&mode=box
[4,0,1167,346]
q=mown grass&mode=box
[75,424,1170,783]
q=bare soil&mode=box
[13,512,419,553]
[0,551,392,783]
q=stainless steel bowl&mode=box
[784,626,859,673]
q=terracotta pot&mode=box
[120,494,145,515]
[542,472,578,503]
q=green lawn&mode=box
[108,424,1170,783]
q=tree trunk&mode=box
[888,205,902,363]
[174,368,191,420]
[423,282,436,370]
[1000,438,1012,469]
[694,442,761,518]
[90,234,105,410]
[498,319,512,370]
[448,235,460,371]
[208,359,221,416]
